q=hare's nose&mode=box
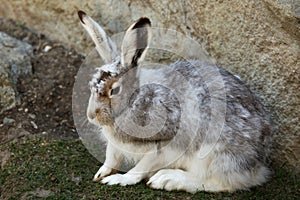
[87,112,96,120]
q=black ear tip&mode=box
[133,17,151,29]
[78,10,86,24]
[139,17,151,25]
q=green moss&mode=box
[15,21,26,27]
[1,139,299,199]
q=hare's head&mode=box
[78,11,151,126]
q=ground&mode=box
[0,18,299,199]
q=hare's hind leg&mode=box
[147,169,203,193]
[206,151,271,192]
[146,151,236,193]
[147,168,234,193]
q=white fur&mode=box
[94,125,270,192]
[102,126,152,163]
[79,11,271,193]
[79,11,118,63]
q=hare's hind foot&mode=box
[147,169,233,193]
[147,169,201,193]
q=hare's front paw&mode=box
[93,165,116,182]
[101,173,141,186]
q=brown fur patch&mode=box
[93,74,121,125]
[95,97,111,126]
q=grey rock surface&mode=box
[0,0,299,172]
[2,117,15,125]
[0,32,33,114]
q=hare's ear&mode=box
[121,17,151,69]
[78,10,118,63]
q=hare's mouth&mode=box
[87,115,111,126]
[87,116,100,126]
[87,111,109,126]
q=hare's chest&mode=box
[101,126,154,163]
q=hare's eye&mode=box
[110,86,121,96]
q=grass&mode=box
[15,21,26,27]
[1,139,299,200]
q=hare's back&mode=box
[169,60,271,141]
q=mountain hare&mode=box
[78,10,272,193]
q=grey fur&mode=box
[113,60,272,156]
[79,12,272,191]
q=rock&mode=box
[2,117,15,125]
[28,113,36,119]
[268,0,300,18]
[43,45,52,52]
[1,127,31,144]
[0,66,16,113]
[0,32,33,114]
[0,150,11,169]
[0,1,299,173]
[71,175,82,185]
[30,121,38,129]
[21,188,52,199]
[0,32,33,84]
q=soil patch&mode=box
[0,18,84,143]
